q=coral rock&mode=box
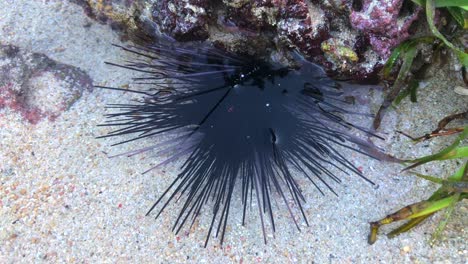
[350,0,421,58]
[74,0,419,81]
[277,0,329,57]
[224,0,280,30]
[152,0,210,41]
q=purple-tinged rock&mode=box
[224,0,280,30]
[73,0,421,82]
[277,0,329,57]
[350,0,421,58]
[152,0,210,41]
[0,45,93,124]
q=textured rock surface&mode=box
[152,0,210,41]
[73,0,418,81]
[0,44,93,124]
[350,0,421,58]
[277,0,329,57]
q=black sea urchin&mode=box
[98,40,378,246]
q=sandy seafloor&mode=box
[0,1,466,263]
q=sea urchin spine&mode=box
[98,40,378,246]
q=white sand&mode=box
[0,1,466,263]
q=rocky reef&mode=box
[349,0,422,58]
[72,0,423,82]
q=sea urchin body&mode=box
[99,40,377,246]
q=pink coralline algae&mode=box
[350,0,421,58]
[0,45,93,124]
